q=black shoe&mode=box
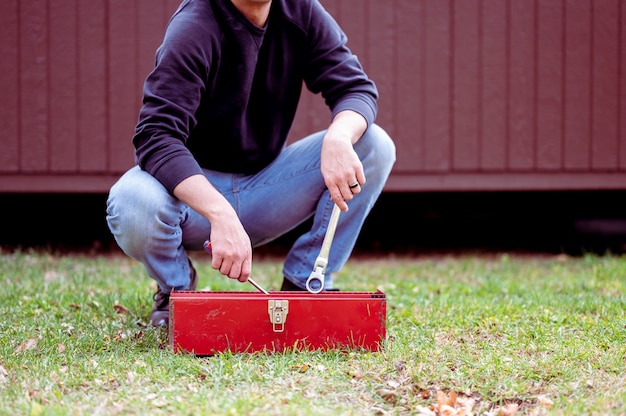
[280,278,305,291]
[280,277,341,292]
[150,259,198,327]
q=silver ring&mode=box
[349,182,360,189]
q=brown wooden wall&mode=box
[1,0,625,193]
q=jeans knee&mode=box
[359,124,396,178]
[371,124,396,161]
[106,168,180,257]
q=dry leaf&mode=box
[113,304,129,314]
[499,403,519,416]
[437,390,447,408]
[376,388,398,404]
[432,390,476,416]
[440,404,457,416]
[538,395,553,409]
[14,338,38,354]
[395,361,406,372]
[414,405,436,416]
[127,371,136,384]
[447,391,458,407]
[387,379,401,388]
[292,364,309,373]
[44,271,63,282]
[456,396,476,414]
[0,364,8,384]
[437,390,458,408]
[57,343,66,354]
[60,323,74,335]
[347,368,363,379]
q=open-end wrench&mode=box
[305,203,341,294]
[203,240,269,295]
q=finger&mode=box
[331,188,350,211]
[213,258,238,280]
[238,257,252,282]
[225,259,246,282]
[227,262,243,280]
[211,256,222,272]
[219,259,238,279]
[356,171,366,187]
[340,182,357,200]
[349,181,361,194]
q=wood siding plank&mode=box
[288,0,339,142]
[78,1,107,172]
[394,0,423,172]
[340,0,366,58]
[622,1,626,170]
[136,1,167,107]
[49,0,78,172]
[0,0,20,172]
[536,0,564,170]
[564,0,592,170]
[288,0,327,143]
[291,0,362,142]
[19,0,49,172]
[452,0,480,171]
[385,172,626,191]
[591,0,620,170]
[166,0,182,17]
[508,0,535,170]
[423,0,451,171]
[107,0,139,172]
[481,0,507,171]
[367,1,395,140]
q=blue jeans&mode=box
[106,124,395,291]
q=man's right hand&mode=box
[206,212,252,282]
[173,174,252,282]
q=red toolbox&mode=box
[169,290,386,355]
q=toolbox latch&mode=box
[268,300,289,333]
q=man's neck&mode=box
[229,0,272,28]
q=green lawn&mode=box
[1,249,625,415]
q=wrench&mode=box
[305,203,341,294]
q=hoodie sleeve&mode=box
[303,1,378,127]
[132,11,211,194]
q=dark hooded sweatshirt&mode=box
[133,0,379,194]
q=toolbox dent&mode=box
[169,290,386,355]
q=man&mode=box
[106,0,396,326]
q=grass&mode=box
[0,248,625,415]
